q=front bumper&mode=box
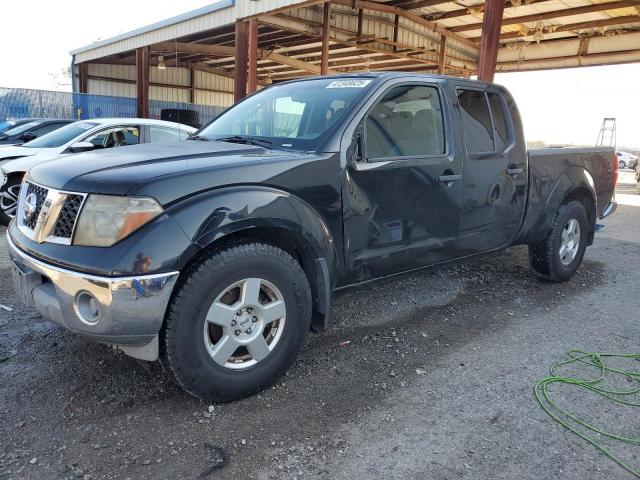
[7,232,179,360]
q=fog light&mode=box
[75,291,101,324]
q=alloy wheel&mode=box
[203,278,287,369]
[559,218,581,266]
[0,184,21,219]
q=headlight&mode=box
[73,195,164,247]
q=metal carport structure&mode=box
[70,0,640,117]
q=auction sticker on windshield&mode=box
[326,80,372,89]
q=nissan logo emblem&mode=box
[23,192,38,220]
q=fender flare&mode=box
[167,185,337,332]
[544,167,597,227]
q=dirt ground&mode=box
[1,171,639,480]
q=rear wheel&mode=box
[618,160,626,170]
[0,175,22,225]
[528,201,589,282]
[162,242,311,402]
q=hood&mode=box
[0,147,64,175]
[28,140,313,205]
[0,146,40,162]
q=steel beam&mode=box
[153,41,235,57]
[452,0,640,33]
[477,0,505,82]
[331,0,480,52]
[78,63,89,93]
[437,35,447,75]
[248,19,259,94]
[321,2,331,74]
[135,46,150,118]
[235,21,249,102]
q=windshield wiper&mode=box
[187,134,210,141]
[216,135,273,149]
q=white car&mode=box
[0,118,196,223]
[616,151,638,170]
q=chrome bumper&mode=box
[7,232,179,361]
[600,201,617,219]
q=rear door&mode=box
[342,81,464,283]
[457,87,527,253]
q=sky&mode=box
[2,0,639,148]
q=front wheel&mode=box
[0,175,22,225]
[162,242,311,402]
[528,201,589,282]
[618,160,626,170]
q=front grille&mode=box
[24,182,49,229]
[18,181,86,244]
[53,194,83,238]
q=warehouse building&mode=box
[70,0,640,117]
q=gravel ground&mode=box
[1,171,639,480]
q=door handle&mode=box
[507,168,523,176]
[438,174,461,183]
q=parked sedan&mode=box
[0,118,196,223]
[0,119,75,146]
[0,118,39,133]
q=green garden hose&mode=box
[535,350,640,477]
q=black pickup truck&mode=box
[8,73,617,401]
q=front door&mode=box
[456,88,527,253]
[342,83,464,284]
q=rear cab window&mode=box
[457,88,512,154]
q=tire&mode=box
[162,242,312,402]
[528,200,589,282]
[618,160,626,170]
[0,175,22,226]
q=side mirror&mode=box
[69,141,96,153]
[21,131,37,142]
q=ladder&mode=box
[596,117,616,148]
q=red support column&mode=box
[437,35,447,75]
[235,21,249,102]
[78,63,89,93]
[135,46,150,118]
[321,2,331,75]
[477,0,505,82]
[247,19,258,94]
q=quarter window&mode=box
[457,89,494,153]
[149,126,186,143]
[365,84,445,159]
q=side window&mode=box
[33,123,65,137]
[365,84,445,159]
[457,89,494,153]
[148,126,183,143]
[83,127,140,149]
[488,92,509,151]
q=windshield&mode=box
[0,120,41,138]
[199,77,375,150]
[23,121,96,148]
